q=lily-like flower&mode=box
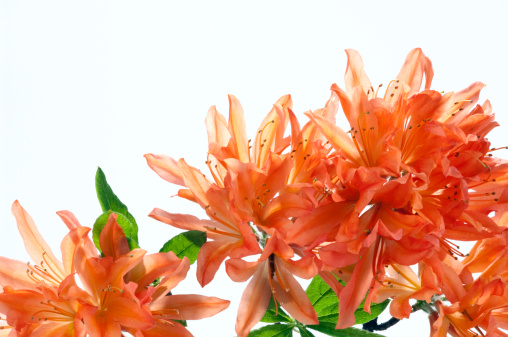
[0,202,94,336]
[226,232,319,337]
[99,213,230,337]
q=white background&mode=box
[1,1,508,336]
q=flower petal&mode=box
[235,266,272,337]
[144,153,185,186]
[150,294,229,320]
[228,95,250,163]
[11,201,65,281]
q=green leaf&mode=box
[306,275,340,322]
[297,327,315,337]
[261,298,292,323]
[354,300,389,325]
[159,230,206,264]
[173,319,187,327]
[95,167,139,246]
[305,275,389,325]
[307,323,384,337]
[92,211,140,253]
[247,324,294,337]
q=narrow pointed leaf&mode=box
[247,323,294,337]
[307,323,384,337]
[159,230,206,264]
[95,167,139,244]
[260,297,292,323]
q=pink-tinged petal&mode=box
[235,266,272,337]
[0,257,39,290]
[148,209,212,232]
[99,213,130,260]
[60,226,93,276]
[205,105,230,148]
[274,268,318,325]
[306,112,362,166]
[11,201,65,281]
[128,251,184,290]
[344,49,372,95]
[130,320,193,337]
[150,294,229,320]
[152,257,190,301]
[396,48,428,96]
[144,153,185,186]
[228,95,250,163]
[197,240,236,287]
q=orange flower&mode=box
[0,202,95,336]
[100,213,230,337]
[226,232,319,337]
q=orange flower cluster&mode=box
[0,201,229,336]
[147,49,508,336]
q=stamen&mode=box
[204,226,242,239]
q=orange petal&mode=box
[144,153,185,186]
[235,266,272,337]
[205,105,231,148]
[198,240,236,287]
[306,112,362,166]
[275,267,318,325]
[148,209,212,232]
[129,320,193,337]
[152,257,190,301]
[150,294,229,320]
[228,95,250,163]
[100,213,130,260]
[11,201,65,281]
[56,210,82,230]
[128,251,184,290]
[344,49,372,95]
[60,226,93,276]
[396,48,428,97]
[336,246,375,329]
[0,257,39,290]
